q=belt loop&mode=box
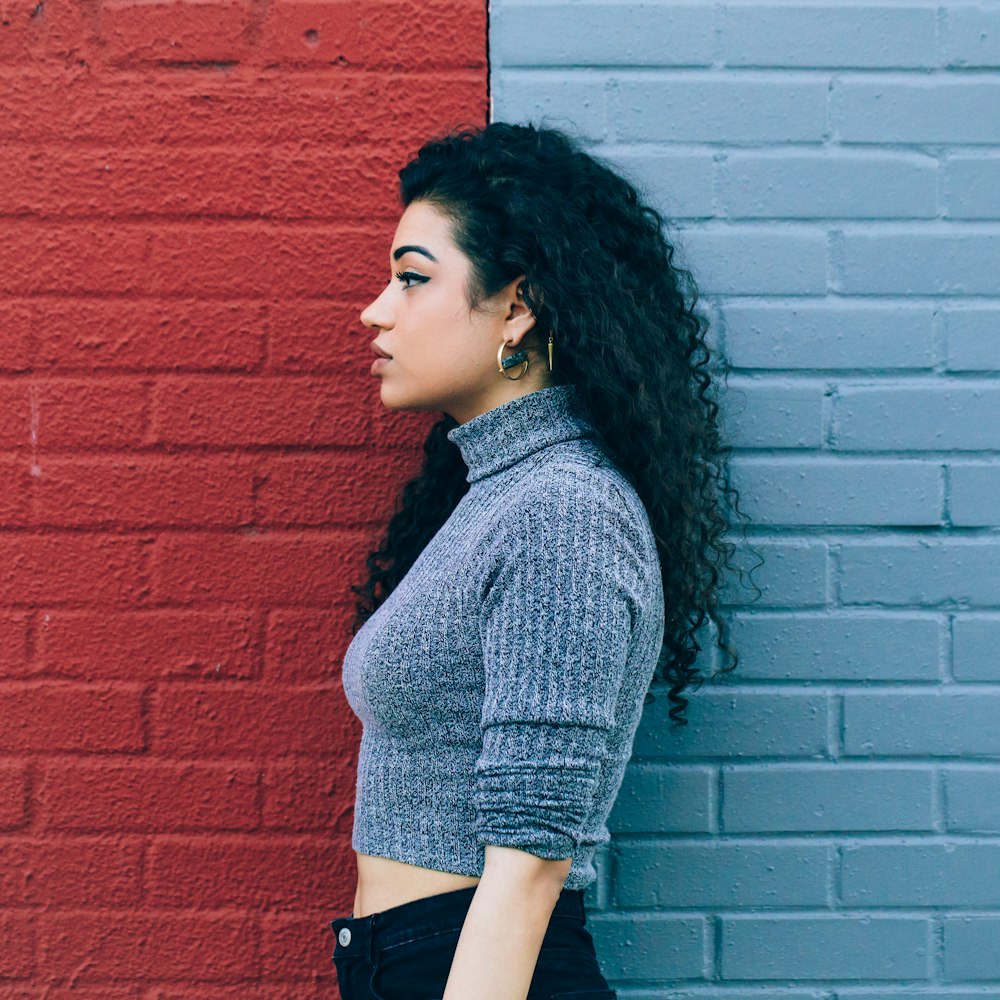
[369,910,378,963]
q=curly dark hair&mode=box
[350,121,755,725]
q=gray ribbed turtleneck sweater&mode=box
[341,383,665,890]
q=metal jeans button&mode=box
[338,927,352,947]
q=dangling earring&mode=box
[547,332,554,372]
[497,338,530,380]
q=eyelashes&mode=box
[394,270,430,289]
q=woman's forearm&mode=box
[442,846,572,1000]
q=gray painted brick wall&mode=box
[490,2,1000,996]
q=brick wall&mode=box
[491,2,1000,996]
[0,2,485,994]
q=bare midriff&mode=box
[353,851,481,919]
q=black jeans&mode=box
[329,884,617,1000]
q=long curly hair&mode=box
[350,122,755,725]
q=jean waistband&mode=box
[330,884,586,960]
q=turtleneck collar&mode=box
[446,383,597,484]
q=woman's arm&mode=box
[442,845,572,1000]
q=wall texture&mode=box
[492,2,1000,997]
[0,2,485,995]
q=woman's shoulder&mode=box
[507,441,658,560]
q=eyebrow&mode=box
[392,244,439,263]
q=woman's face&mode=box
[360,199,538,424]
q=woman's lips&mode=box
[370,341,392,376]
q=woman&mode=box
[329,122,746,1000]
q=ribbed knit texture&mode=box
[341,383,666,890]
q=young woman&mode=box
[329,122,745,1000]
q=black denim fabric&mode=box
[329,884,617,1000]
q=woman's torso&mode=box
[353,851,481,918]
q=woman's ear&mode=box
[503,276,537,341]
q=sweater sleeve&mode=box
[473,468,652,860]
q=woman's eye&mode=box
[394,270,429,289]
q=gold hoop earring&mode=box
[497,339,529,380]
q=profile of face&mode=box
[360,200,542,425]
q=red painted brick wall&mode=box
[0,1,486,994]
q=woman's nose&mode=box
[360,286,393,330]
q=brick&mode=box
[953,615,1000,681]
[843,844,1000,906]
[0,535,145,605]
[947,156,1000,219]
[152,531,369,607]
[0,146,270,218]
[834,79,1000,145]
[258,0,486,70]
[731,457,941,526]
[265,610,357,685]
[724,5,936,68]
[267,300,370,373]
[668,993,825,1000]
[0,221,151,294]
[42,913,259,981]
[262,759,356,833]
[724,151,937,219]
[723,383,825,449]
[944,917,1000,980]
[0,301,31,372]
[0,69,486,149]
[0,838,142,905]
[722,765,933,832]
[840,540,1000,607]
[633,690,829,759]
[945,308,1000,371]
[32,456,254,528]
[491,72,607,140]
[614,77,827,143]
[261,911,356,983]
[844,692,1000,756]
[721,915,930,980]
[0,612,29,678]
[0,0,89,65]
[727,613,940,681]
[587,914,706,982]
[101,0,249,65]
[0,763,29,829]
[835,386,1000,452]
[608,765,713,834]
[0,377,147,450]
[839,231,1000,295]
[491,3,714,68]
[0,684,144,752]
[841,994,992,1000]
[724,302,936,370]
[39,761,259,831]
[267,145,401,220]
[0,458,31,528]
[946,767,1000,832]
[150,376,368,447]
[254,451,417,529]
[943,6,1000,68]
[723,540,828,609]
[597,149,715,219]
[146,836,351,907]
[664,986,830,1000]
[37,609,258,681]
[950,463,1000,527]
[615,842,830,908]
[144,224,385,298]
[151,686,357,756]
[677,228,827,295]
[32,299,266,371]
[0,912,34,977]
